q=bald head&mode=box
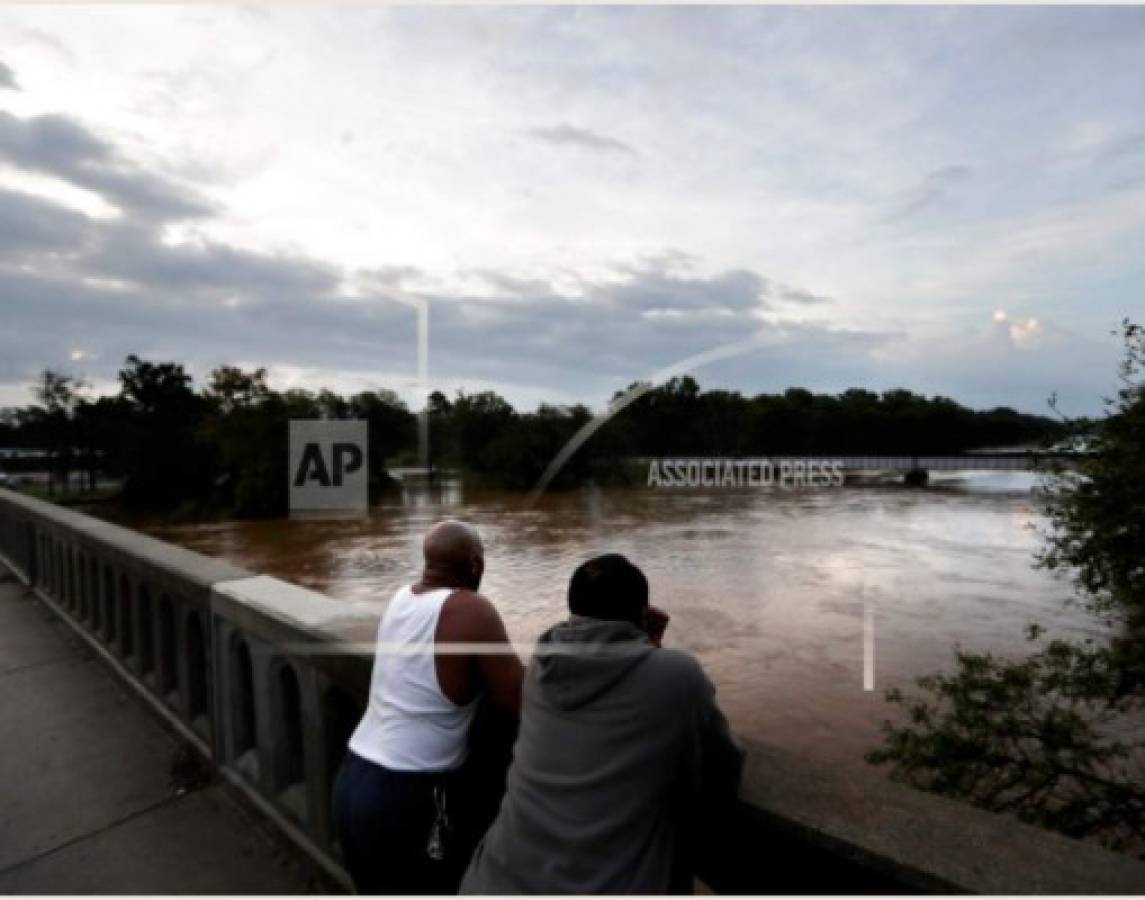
[421,520,485,589]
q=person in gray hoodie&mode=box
[460,553,744,895]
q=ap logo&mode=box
[289,420,368,513]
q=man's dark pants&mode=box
[332,703,516,894]
[332,750,465,894]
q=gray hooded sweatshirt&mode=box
[460,616,744,895]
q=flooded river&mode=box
[147,472,1103,772]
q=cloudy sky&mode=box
[1,6,1143,416]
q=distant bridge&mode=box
[635,451,1090,487]
[827,451,1089,473]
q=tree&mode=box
[31,369,86,494]
[73,396,130,492]
[33,370,85,415]
[449,391,517,473]
[867,320,1145,857]
[315,389,350,420]
[349,389,417,467]
[0,408,17,450]
[119,355,197,416]
[5,354,1068,511]
[200,365,286,517]
[349,389,417,497]
[205,365,270,413]
[116,355,211,509]
[482,404,597,489]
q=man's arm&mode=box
[684,663,746,890]
[695,668,745,800]
[436,590,524,712]
[467,593,524,713]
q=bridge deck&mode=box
[0,568,324,894]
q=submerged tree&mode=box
[867,320,1145,856]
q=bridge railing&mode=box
[0,488,374,888]
[1,487,1142,894]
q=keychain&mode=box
[426,784,451,861]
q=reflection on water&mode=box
[149,472,1103,771]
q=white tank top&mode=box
[348,585,479,772]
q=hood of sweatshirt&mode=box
[533,616,654,710]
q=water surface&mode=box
[149,472,1100,771]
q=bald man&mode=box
[333,520,523,894]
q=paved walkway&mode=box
[0,569,326,894]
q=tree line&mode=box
[0,356,1064,517]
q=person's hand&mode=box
[644,605,670,648]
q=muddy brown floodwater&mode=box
[146,471,1103,775]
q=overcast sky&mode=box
[1,6,1143,416]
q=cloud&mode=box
[0,112,107,171]
[1098,130,1145,162]
[83,225,341,299]
[0,157,1089,417]
[0,114,378,389]
[0,61,19,91]
[0,156,886,409]
[635,249,700,272]
[777,286,830,305]
[465,268,559,299]
[0,103,1067,418]
[607,266,767,315]
[0,111,215,221]
[526,124,637,156]
[992,309,1045,349]
[1008,317,1043,348]
[0,6,1136,416]
[0,187,96,258]
[363,265,425,289]
[884,164,973,221]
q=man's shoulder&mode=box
[441,587,494,614]
[627,648,717,729]
[643,646,711,690]
[438,589,504,639]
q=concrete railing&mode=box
[2,487,1143,894]
[0,488,375,889]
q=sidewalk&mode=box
[0,568,327,894]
